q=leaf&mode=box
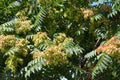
[4,47,19,56]
[92,53,112,79]
[108,10,118,18]
[64,42,83,55]
[0,19,17,33]
[26,34,34,40]
[7,1,21,9]
[85,50,97,58]
[94,14,102,20]
[32,7,46,32]
[38,43,47,51]
[24,57,46,78]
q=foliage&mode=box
[23,33,82,78]
[0,0,120,80]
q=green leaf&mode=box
[85,50,97,58]
[7,1,21,9]
[92,53,112,79]
[24,57,46,78]
[4,47,19,56]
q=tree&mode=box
[0,0,120,80]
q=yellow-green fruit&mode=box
[44,46,67,66]
[53,33,67,45]
[15,20,31,35]
[33,51,45,59]
[97,36,120,59]
[33,32,49,46]
[0,35,16,53]
[15,39,29,57]
[5,55,23,72]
